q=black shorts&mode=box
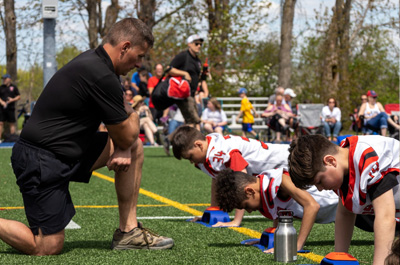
[11,132,108,235]
[0,107,16,122]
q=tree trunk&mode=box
[336,0,351,95]
[278,0,296,88]
[138,0,156,29]
[102,0,119,38]
[206,0,230,77]
[87,0,99,49]
[3,0,17,80]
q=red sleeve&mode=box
[225,150,248,172]
[147,76,159,88]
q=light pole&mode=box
[42,0,58,88]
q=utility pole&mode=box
[42,0,58,88]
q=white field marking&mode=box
[137,215,265,220]
[65,220,81,229]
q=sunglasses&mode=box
[361,98,367,100]
[193,42,203,47]
[328,101,335,103]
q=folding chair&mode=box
[296,104,324,136]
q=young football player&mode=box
[170,126,321,232]
[288,134,399,265]
[215,168,338,252]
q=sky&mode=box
[0,0,397,72]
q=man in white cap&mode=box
[167,34,204,128]
[283,88,296,110]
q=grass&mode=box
[0,147,374,264]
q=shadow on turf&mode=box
[305,240,373,246]
[208,242,245,248]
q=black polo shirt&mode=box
[0,83,20,109]
[21,45,127,161]
[170,50,201,97]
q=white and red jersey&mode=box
[338,135,400,218]
[259,168,338,223]
[195,133,290,178]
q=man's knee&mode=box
[32,230,65,256]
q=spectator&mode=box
[132,95,158,146]
[236,87,259,139]
[358,90,400,136]
[125,90,134,105]
[163,105,185,156]
[1,18,173,256]
[122,77,136,95]
[350,94,367,134]
[147,64,166,123]
[195,80,209,117]
[262,94,294,143]
[283,88,296,110]
[321,97,342,142]
[201,97,228,135]
[168,34,204,129]
[131,66,152,95]
[268,86,286,106]
[138,69,150,101]
[0,73,20,142]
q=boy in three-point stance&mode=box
[288,134,399,265]
[215,168,338,252]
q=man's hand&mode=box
[184,72,192,83]
[107,146,132,172]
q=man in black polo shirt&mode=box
[168,34,203,128]
[0,73,20,142]
[0,18,173,256]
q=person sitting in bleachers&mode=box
[261,94,294,143]
[132,95,159,146]
[201,97,228,135]
[321,97,342,142]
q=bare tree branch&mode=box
[154,0,192,26]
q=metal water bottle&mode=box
[274,210,297,262]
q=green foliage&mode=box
[56,45,82,69]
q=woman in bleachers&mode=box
[321,97,342,142]
[261,94,294,143]
[358,90,400,136]
[132,95,159,146]
[201,97,228,135]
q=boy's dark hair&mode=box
[385,237,400,265]
[288,135,338,189]
[215,169,257,212]
[170,126,206,160]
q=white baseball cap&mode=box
[187,34,204,44]
[284,88,296,98]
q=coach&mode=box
[0,18,173,256]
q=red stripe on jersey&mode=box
[342,136,358,211]
[225,149,248,172]
[358,147,378,176]
[266,177,275,209]
[223,135,231,140]
[259,175,273,219]
[381,167,400,177]
[203,160,218,177]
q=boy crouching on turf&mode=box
[215,168,338,252]
[288,135,399,265]
[170,126,321,232]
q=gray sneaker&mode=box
[163,136,170,156]
[111,223,174,250]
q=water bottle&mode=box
[274,210,297,262]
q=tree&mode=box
[278,0,296,88]
[0,0,17,79]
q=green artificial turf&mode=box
[0,147,374,264]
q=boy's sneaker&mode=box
[111,223,174,250]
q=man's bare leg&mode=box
[91,137,143,231]
[0,219,64,255]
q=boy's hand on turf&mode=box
[263,247,274,254]
[212,220,240,227]
[244,240,260,245]
[189,216,201,222]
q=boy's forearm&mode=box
[232,209,244,225]
[297,203,319,250]
[334,203,356,252]
[373,215,395,265]
[210,178,218,206]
